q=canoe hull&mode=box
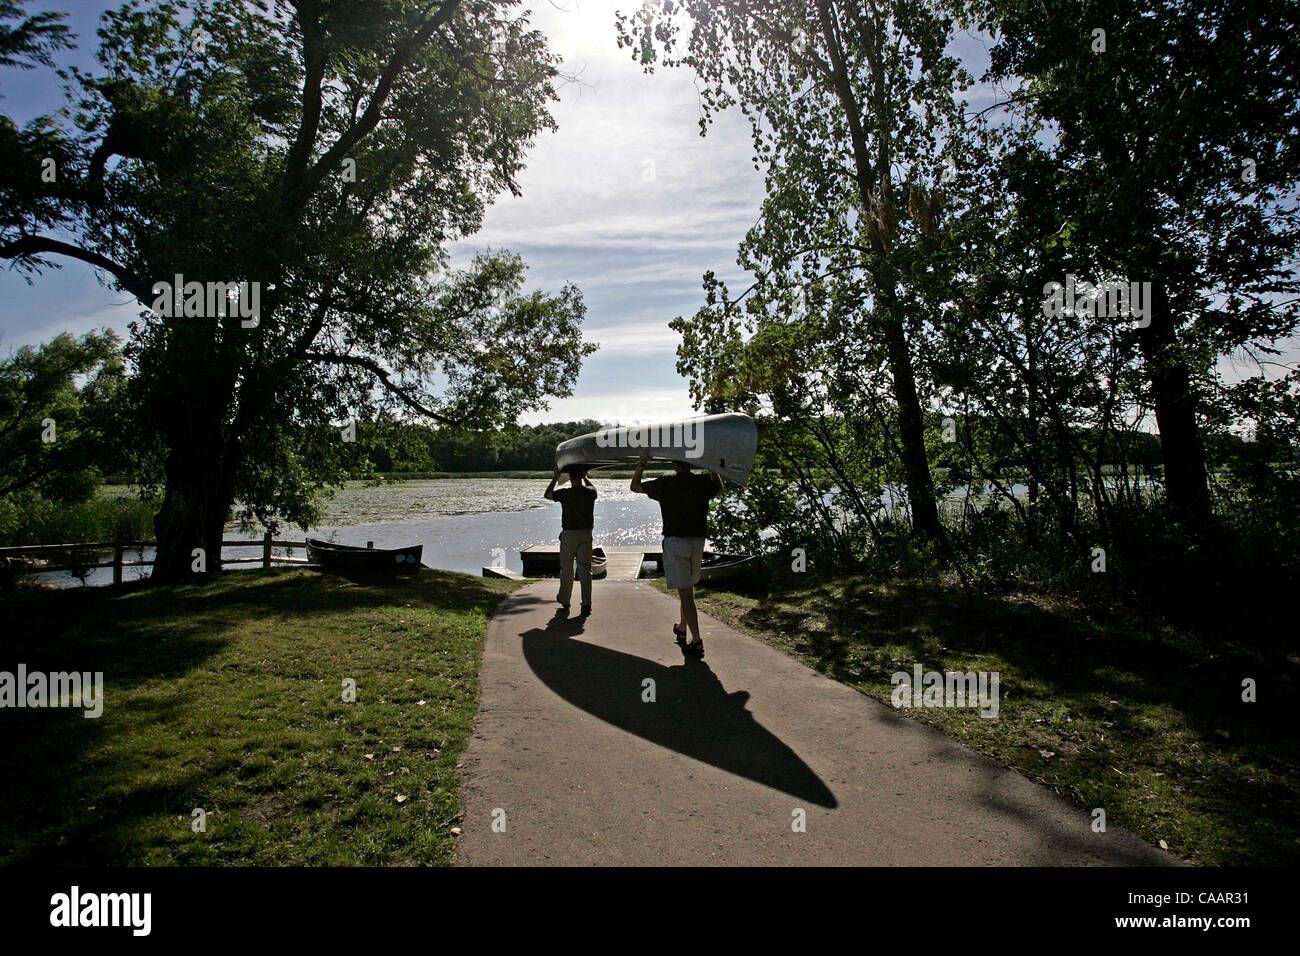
[555,412,758,487]
[306,538,423,576]
[698,552,763,586]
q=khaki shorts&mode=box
[662,536,705,590]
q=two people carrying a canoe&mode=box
[548,413,753,654]
[545,451,722,655]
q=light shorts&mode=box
[662,536,705,590]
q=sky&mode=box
[0,0,780,425]
[2,3,1289,435]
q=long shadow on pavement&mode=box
[521,612,838,808]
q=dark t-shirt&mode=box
[643,472,719,538]
[553,485,597,530]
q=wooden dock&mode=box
[518,544,661,582]
[481,565,526,580]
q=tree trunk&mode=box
[151,422,229,583]
[1141,282,1212,526]
[811,0,941,541]
[879,305,943,540]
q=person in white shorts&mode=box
[631,449,722,655]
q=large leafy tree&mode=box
[1,0,595,581]
[620,0,977,542]
[981,0,1300,526]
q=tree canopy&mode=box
[1,0,597,579]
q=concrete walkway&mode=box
[455,581,1179,866]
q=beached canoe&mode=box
[555,412,758,487]
[591,546,608,579]
[699,551,764,586]
[306,538,423,576]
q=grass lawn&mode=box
[0,568,521,865]
[668,574,1299,866]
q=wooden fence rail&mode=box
[0,532,309,584]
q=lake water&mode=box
[35,478,669,587]
[31,476,1150,587]
[306,478,668,575]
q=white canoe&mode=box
[555,412,758,487]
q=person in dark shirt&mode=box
[544,465,598,614]
[631,450,721,655]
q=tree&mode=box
[2,1,596,581]
[0,330,126,502]
[0,0,71,74]
[620,0,976,542]
[982,0,1300,526]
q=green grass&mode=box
[0,567,522,865]
[670,573,1300,866]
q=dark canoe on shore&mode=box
[699,551,763,585]
[306,538,423,576]
[591,546,608,579]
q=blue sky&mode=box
[0,0,777,425]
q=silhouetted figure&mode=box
[544,465,597,615]
[631,450,721,654]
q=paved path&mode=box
[456,581,1179,866]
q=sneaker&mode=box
[580,604,592,616]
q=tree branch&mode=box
[282,0,328,197]
[0,235,150,301]
[283,0,463,213]
[303,349,457,425]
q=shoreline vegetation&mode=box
[3,464,1168,552]
[0,568,522,865]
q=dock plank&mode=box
[520,544,658,582]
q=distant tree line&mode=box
[362,419,604,473]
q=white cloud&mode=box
[518,386,700,426]
[448,0,765,424]
[584,320,682,355]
